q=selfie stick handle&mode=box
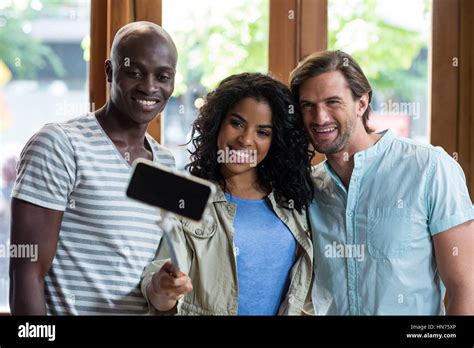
[157,211,183,277]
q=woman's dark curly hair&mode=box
[186,72,314,212]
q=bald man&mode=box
[10,22,177,315]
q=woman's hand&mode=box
[147,261,193,312]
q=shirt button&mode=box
[347,211,353,217]
[195,228,204,236]
[289,295,295,304]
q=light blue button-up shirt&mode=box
[309,129,474,315]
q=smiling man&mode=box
[10,22,177,315]
[290,50,474,315]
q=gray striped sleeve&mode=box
[12,123,76,211]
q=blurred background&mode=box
[0,0,471,312]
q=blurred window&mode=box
[0,0,91,311]
[328,0,431,143]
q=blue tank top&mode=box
[225,194,297,315]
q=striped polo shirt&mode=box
[12,113,175,315]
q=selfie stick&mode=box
[156,210,183,278]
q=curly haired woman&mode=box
[141,72,314,315]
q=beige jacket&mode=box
[141,187,313,315]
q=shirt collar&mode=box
[210,184,227,203]
[358,128,394,159]
[322,129,395,180]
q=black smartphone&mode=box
[126,159,215,222]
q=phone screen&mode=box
[126,161,213,221]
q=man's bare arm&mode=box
[9,198,63,315]
[433,220,474,315]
